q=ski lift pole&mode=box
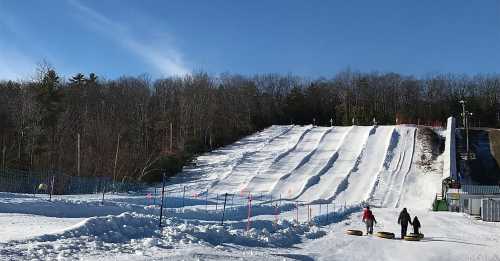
[221,193,228,225]
[159,171,166,228]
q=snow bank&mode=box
[1,209,337,260]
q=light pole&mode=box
[465,111,473,157]
[459,100,466,127]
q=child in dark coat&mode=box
[412,216,421,234]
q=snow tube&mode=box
[409,233,424,239]
[346,229,363,236]
[375,231,395,239]
[404,234,421,241]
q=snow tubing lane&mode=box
[346,229,363,236]
[376,231,395,239]
[404,234,421,241]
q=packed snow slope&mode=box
[208,124,441,207]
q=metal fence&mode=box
[481,199,500,222]
[461,185,500,195]
[0,168,147,195]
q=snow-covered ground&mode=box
[1,125,498,260]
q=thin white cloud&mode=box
[0,45,36,81]
[68,0,189,76]
[0,14,36,80]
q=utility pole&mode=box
[112,134,121,190]
[169,122,173,152]
[1,137,5,172]
[77,133,80,176]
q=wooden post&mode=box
[112,134,121,191]
[296,201,299,223]
[182,186,186,210]
[153,187,157,206]
[215,193,219,211]
[326,203,329,223]
[205,189,208,213]
[101,181,106,205]
[49,175,55,201]
[77,133,80,176]
[30,136,34,169]
[1,146,5,171]
[1,137,5,171]
[169,122,173,152]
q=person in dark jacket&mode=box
[412,216,421,234]
[362,206,377,235]
[397,208,412,239]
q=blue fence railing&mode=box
[0,169,147,195]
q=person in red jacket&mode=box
[362,206,377,235]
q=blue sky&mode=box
[0,0,499,80]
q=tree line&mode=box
[1,67,499,182]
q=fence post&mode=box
[215,193,219,211]
[159,171,166,228]
[221,193,228,225]
[153,187,157,206]
[182,186,186,211]
[308,204,311,223]
[246,193,253,231]
[205,189,208,213]
[319,204,322,224]
[49,175,55,201]
[101,181,106,205]
[326,203,329,223]
[296,201,299,223]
